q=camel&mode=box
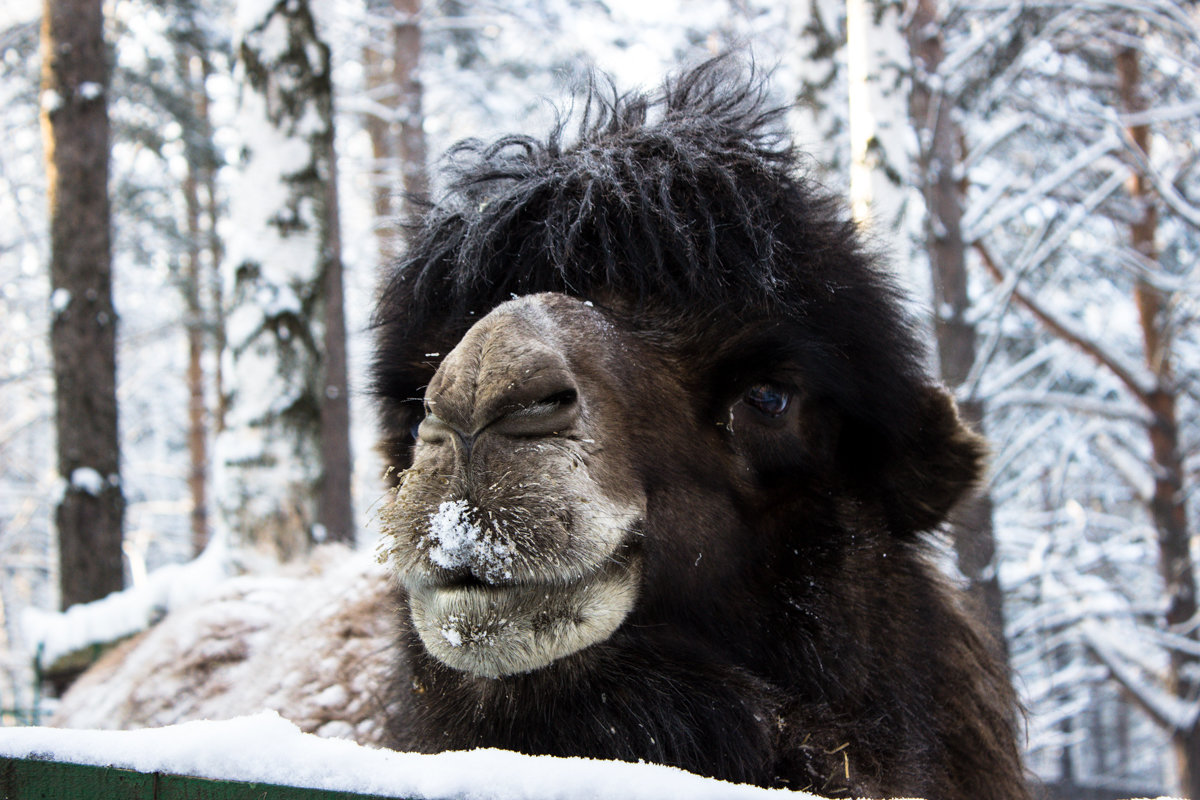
[370,59,1029,799]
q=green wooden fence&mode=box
[0,757,416,799]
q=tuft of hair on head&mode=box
[375,55,842,333]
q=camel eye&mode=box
[410,417,423,441]
[744,384,790,417]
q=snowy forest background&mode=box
[0,0,1198,796]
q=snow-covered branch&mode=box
[974,342,1061,397]
[989,390,1149,424]
[1093,432,1155,503]
[1120,100,1200,128]
[1082,620,1199,735]
[964,133,1120,241]
[960,0,1200,43]
[974,240,1152,405]
[1116,124,1200,231]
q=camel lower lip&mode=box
[405,556,641,678]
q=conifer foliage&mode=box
[216,0,352,554]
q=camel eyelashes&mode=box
[530,389,577,409]
[743,383,790,417]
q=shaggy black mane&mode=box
[375,57,906,325]
[401,59,802,315]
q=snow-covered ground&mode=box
[0,711,821,800]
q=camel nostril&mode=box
[415,415,452,444]
[415,415,476,460]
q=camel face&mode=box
[382,294,647,677]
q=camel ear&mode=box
[881,386,987,536]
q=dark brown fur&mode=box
[372,59,1028,799]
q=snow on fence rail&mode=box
[0,712,821,800]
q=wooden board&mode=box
[0,757,411,800]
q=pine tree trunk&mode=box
[1116,44,1198,798]
[199,54,226,435]
[363,25,398,262]
[363,0,427,266]
[217,0,352,555]
[393,0,428,203]
[907,0,1009,664]
[181,51,210,557]
[318,134,354,546]
[40,0,124,608]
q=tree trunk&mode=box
[199,54,227,436]
[363,0,428,267]
[1115,44,1198,799]
[180,50,210,557]
[846,0,909,243]
[40,0,124,609]
[906,0,1009,664]
[393,0,428,204]
[318,127,354,546]
[363,25,399,262]
[217,0,353,555]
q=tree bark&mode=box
[363,0,428,267]
[393,0,428,204]
[318,125,354,546]
[180,51,210,557]
[906,0,1009,664]
[363,27,398,261]
[1116,44,1198,799]
[40,0,125,609]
